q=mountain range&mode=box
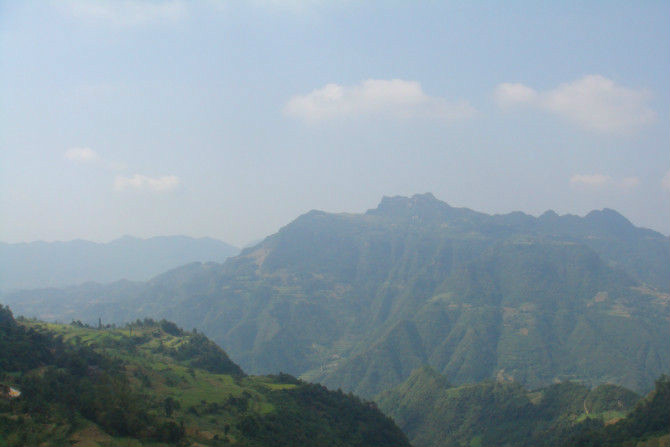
[0,235,238,291]
[3,194,669,399]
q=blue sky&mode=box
[1,0,668,246]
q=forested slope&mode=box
[377,366,668,447]
[0,305,408,447]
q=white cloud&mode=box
[284,79,476,122]
[114,174,180,192]
[621,177,640,188]
[64,147,99,163]
[64,147,179,192]
[570,174,611,187]
[570,175,643,190]
[494,83,538,107]
[495,75,655,134]
[662,170,670,193]
[63,0,186,26]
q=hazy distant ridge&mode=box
[0,235,239,290]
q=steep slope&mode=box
[377,366,644,447]
[0,235,238,290]
[316,239,668,396]
[0,305,409,447]
[3,194,669,397]
[567,375,670,447]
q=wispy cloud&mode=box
[114,174,180,192]
[570,174,643,189]
[495,83,537,105]
[62,0,186,26]
[284,79,476,123]
[65,147,178,193]
[570,174,611,187]
[64,147,100,163]
[65,146,129,171]
[495,75,655,134]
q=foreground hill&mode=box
[4,194,669,397]
[377,366,669,447]
[0,305,409,447]
[0,235,238,291]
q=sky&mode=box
[1,0,669,247]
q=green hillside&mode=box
[4,194,669,399]
[567,375,670,447]
[377,366,669,447]
[0,305,409,447]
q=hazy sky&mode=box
[1,1,669,246]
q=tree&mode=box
[163,397,179,417]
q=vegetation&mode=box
[0,305,409,446]
[377,366,668,447]
[567,375,670,447]
[2,194,668,447]
[6,195,667,400]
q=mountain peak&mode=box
[584,208,635,235]
[367,193,484,225]
[586,208,630,222]
[411,192,439,201]
[540,210,559,219]
[369,193,449,217]
[378,192,441,206]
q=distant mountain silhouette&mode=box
[0,235,238,290]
